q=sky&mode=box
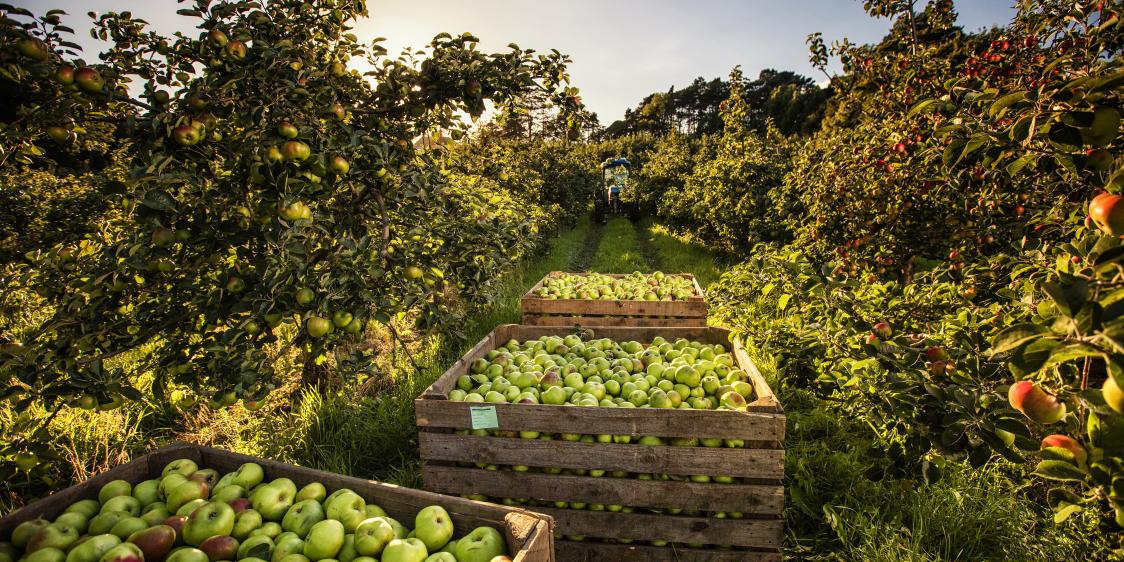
[15,0,1017,124]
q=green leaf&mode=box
[1033,460,1087,482]
[777,293,791,311]
[1054,503,1084,523]
[1043,277,1089,317]
[988,90,1027,117]
[1043,342,1102,369]
[990,323,1048,354]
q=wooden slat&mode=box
[556,540,781,562]
[422,465,783,514]
[522,315,707,327]
[522,297,708,317]
[415,399,785,441]
[419,433,783,479]
[2,443,554,562]
[535,507,782,548]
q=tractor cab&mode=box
[595,157,639,223]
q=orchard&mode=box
[0,0,1122,560]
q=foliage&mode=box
[0,1,581,476]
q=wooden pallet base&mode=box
[555,540,781,562]
[522,315,706,327]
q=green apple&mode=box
[132,479,161,507]
[165,547,208,562]
[277,555,309,562]
[13,519,50,548]
[233,509,264,540]
[363,504,387,519]
[100,496,141,517]
[99,481,133,505]
[25,547,66,562]
[294,483,326,503]
[413,506,452,552]
[66,500,102,520]
[270,479,298,499]
[335,535,358,562]
[27,524,80,552]
[168,480,210,512]
[126,524,176,561]
[231,464,265,490]
[237,535,274,561]
[211,484,245,504]
[108,517,147,540]
[190,470,220,490]
[380,539,427,562]
[65,534,121,562]
[163,459,200,479]
[324,492,364,531]
[282,500,325,538]
[251,482,295,521]
[161,474,190,500]
[352,518,394,557]
[54,512,89,534]
[178,499,209,517]
[98,542,143,562]
[452,527,505,562]
[88,513,131,536]
[270,534,304,562]
[302,520,344,560]
[183,502,236,546]
[250,522,283,539]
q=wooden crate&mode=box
[521,272,708,327]
[0,441,554,562]
[416,325,785,562]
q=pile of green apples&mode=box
[449,335,755,411]
[532,272,696,301]
[2,459,511,562]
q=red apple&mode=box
[872,322,892,339]
[228,499,250,514]
[1008,381,1066,424]
[199,535,239,562]
[1090,193,1124,236]
[1041,434,1086,465]
[74,67,104,93]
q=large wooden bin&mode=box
[0,442,555,562]
[416,325,785,562]
[520,272,708,327]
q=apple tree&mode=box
[0,0,580,468]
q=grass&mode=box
[588,217,649,272]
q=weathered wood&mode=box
[535,506,782,548]
[521,315,706,327]
[521,272,708,327]
[419,433,783,479]
[1,442,554,562]
[416,323,786,553]
[523,298,708,317]
[422,465,783,514]
[415,399,785,441]
[555,541,781,562]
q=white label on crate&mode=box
[469,405,499,430]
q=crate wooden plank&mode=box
[1,442,554,562]
[522,298,708,317]
[419,433,783,479]
[534,506,782,548]
[415,399,785,441]
[520,272,708,327]
[422,465,783,514]
[521,315,706,327]
[555,541,781,562]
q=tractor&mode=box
[593,157,640,223]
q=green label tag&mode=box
[469,405,499,430]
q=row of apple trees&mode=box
[0,1,582,475]
[641,0,1124,534]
